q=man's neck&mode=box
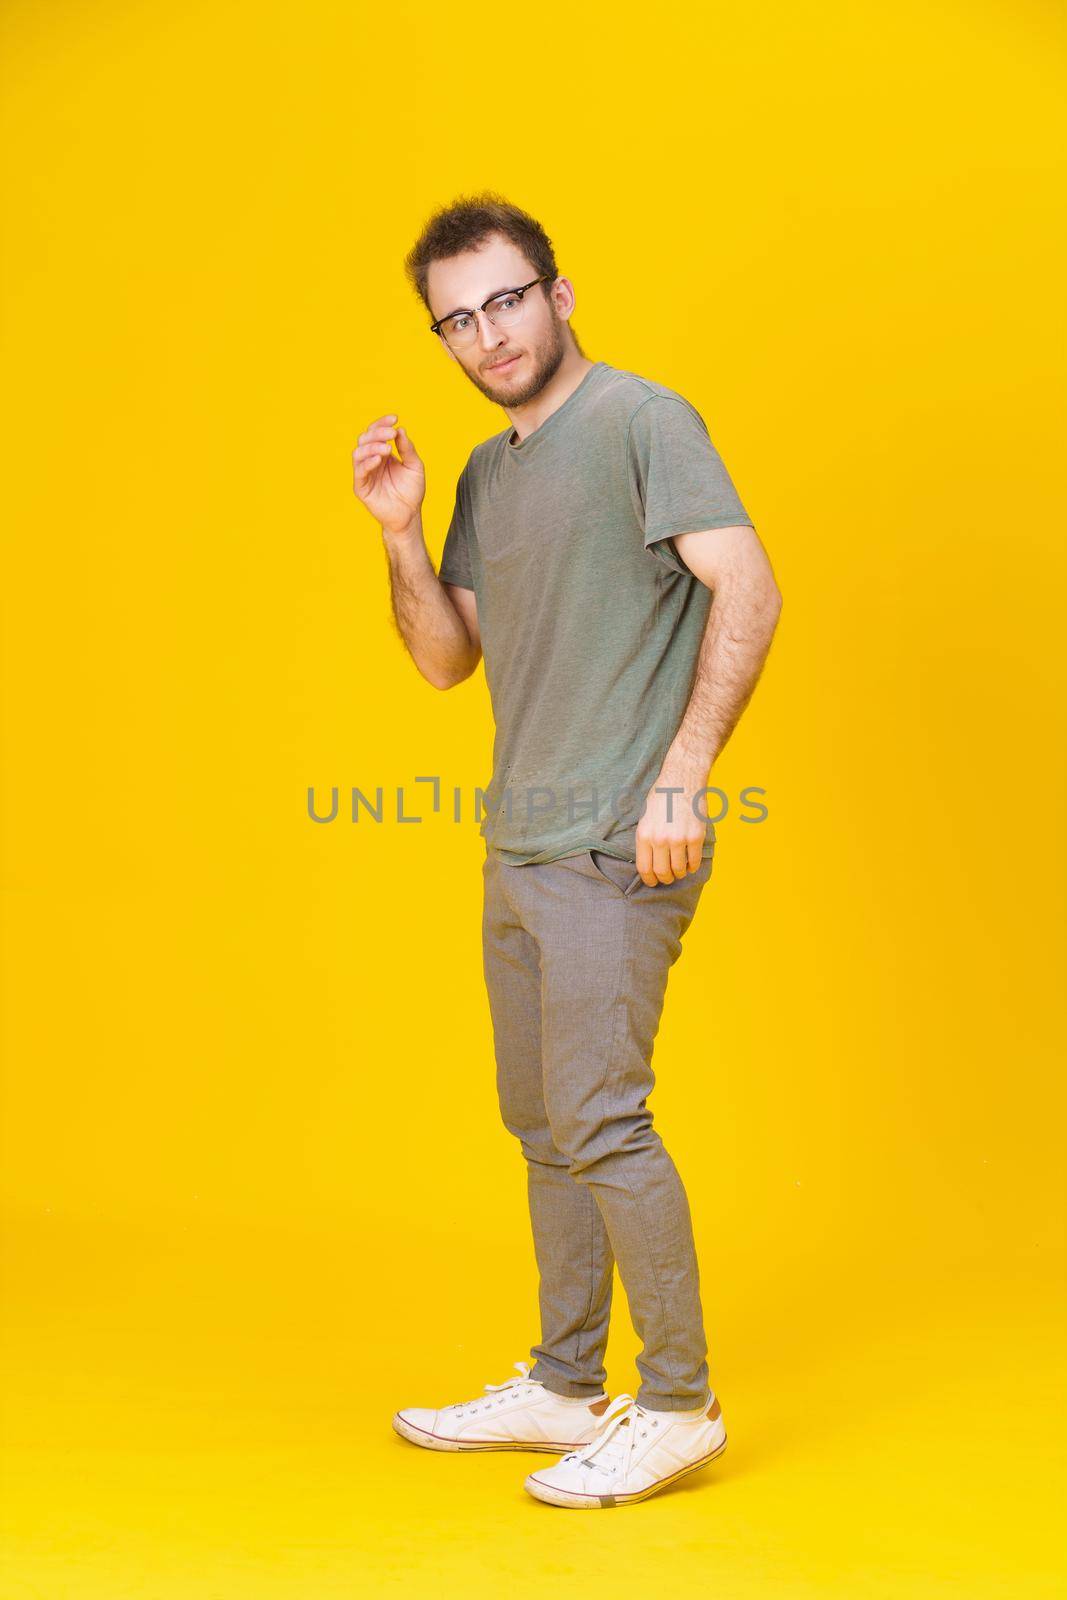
[506,355,597,444]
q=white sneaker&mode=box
[392,1361,613,1453]
[523,1391,727,1507]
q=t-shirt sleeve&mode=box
[437,466,475,591]
[626,394,754,577]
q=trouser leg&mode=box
[481,852,614,1399]
[504,850,715,1413]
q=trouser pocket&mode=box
[588,849,642,898]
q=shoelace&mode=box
[559,1392,657,1478]
[449,1361,541,1418]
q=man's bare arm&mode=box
[635,524,783,884]
[382,515,481,689]
[352,413,481,690]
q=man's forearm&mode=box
[381,514,479,689]
[661,570,782,786]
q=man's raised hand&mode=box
[352,413,426,536]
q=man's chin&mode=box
[466,342,563,406]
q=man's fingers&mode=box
[637,838,681,884]
[357,419,399,446]
[352,444,386,480]
[651,842,674,884]
[669,841,689,879]
[352,443,395,495]
[636,838,704,885]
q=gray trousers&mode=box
[482,846,714,1413]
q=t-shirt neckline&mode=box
[505,361,607,453]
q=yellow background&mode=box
[2,1,1064,1594]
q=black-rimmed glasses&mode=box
[430,275,553,349]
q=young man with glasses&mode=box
[351,195,782,1509]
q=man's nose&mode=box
[475,310,507,351]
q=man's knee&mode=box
[497,1093,569,1170]
[545,1097,659,1180]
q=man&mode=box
[351,195,782,1509]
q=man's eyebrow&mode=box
[435,285,515,323]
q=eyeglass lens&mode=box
[440,290,528,349]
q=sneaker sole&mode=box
[392,1412,595,1454]
[523,1433,728,1507]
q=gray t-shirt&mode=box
[438,359,754,866]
